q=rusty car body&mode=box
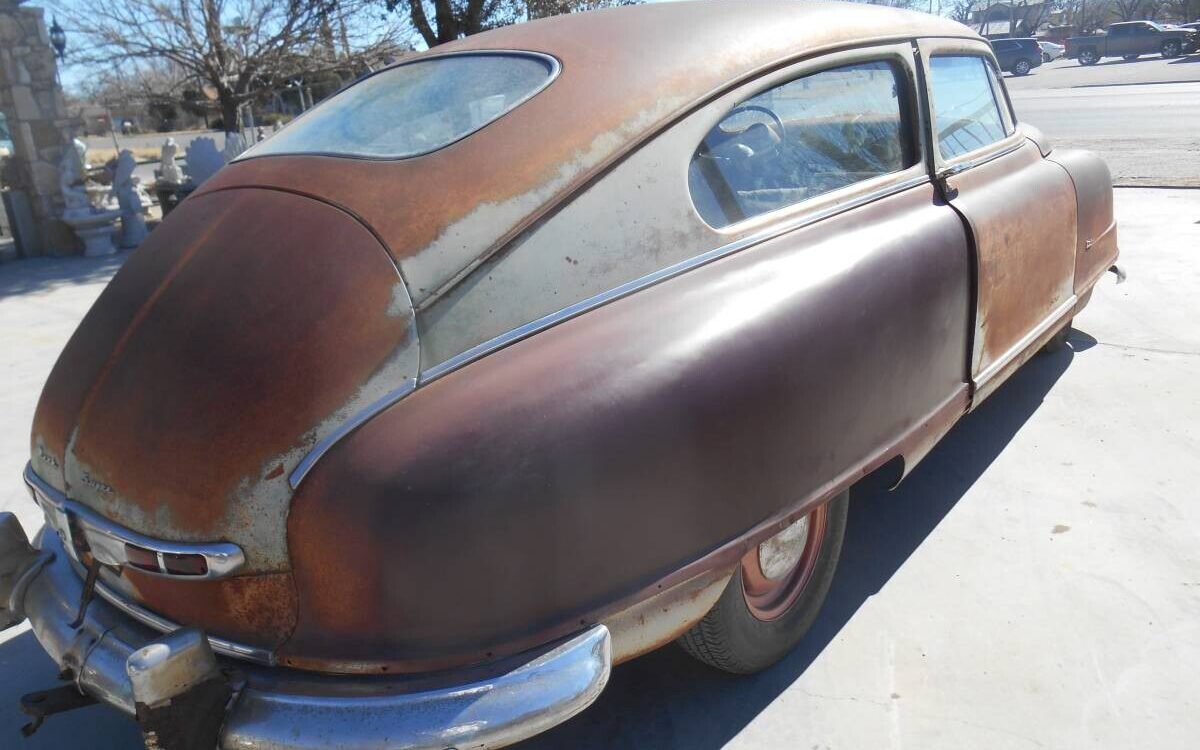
[2,2,1121,747]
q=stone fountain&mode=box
[58,137,120,256]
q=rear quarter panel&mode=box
[281,183,972,674]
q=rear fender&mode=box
[1046,149,1118,296]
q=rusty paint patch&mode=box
[123,568,298,649]
[45,189,417,572]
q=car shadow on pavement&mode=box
[1167,54,1200,64]
[516,334,1084,749]
[0,253,129,299]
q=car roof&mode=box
[433,0,977,76]
[206,1,981,310]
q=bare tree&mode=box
[1158,0,1200,19]
[56,0,406,132]
[386,0,641,49]
[1110,0,1150,19]
[948,0,975,23]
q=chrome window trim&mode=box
[236,50,563,163]
[23,464,245,580]
[936,138,1024,180]
[420,172,931,386]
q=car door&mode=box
[991,40,1014,69]
[1132,23,1157,53]
[915,39,1077,404]
[1106,24,1131,56]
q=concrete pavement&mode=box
[0,187,1197,748]
[511,187,1200,750]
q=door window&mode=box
[688,60,913,228]
[928,56,1007,160]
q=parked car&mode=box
[1066,20,1198,64]
[1039,40,1066,61]
[1,2,1122,749]
[990,37,1045,74]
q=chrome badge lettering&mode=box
[80,472,114,494]
[37,445,59,469]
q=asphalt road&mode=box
[1007,55,1200,186]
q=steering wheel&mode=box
[703,104,786,160]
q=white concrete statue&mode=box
[159,137,182,184]
[58,137,90,216]
[113,150,148,249]
[184,136,225,187]
[58,136,121,257]
[222,131,247,162]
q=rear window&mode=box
[243,52,557,160]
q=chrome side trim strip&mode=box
[420,174,932,386]
[973,295,1077,391]
[91,577,275,665]
[287,376,416,489]
[24,464,245,579]
[286,174,929,485]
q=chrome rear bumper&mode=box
[9,522,612,749]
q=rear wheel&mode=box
[1080,48,1100,65]
[1161,40,1182,58]
[1013,58,1032,76]
[678,491,849,674]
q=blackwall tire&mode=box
[677,491,849,674]
[1080,49,1099,65]
[1013,58,1032,76]
[1162,40,1181,58]
[1041,320,1072,355]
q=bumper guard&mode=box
[4,515,612,750]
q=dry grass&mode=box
[86,147,163,165]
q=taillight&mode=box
[124,544,209,576]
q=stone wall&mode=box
[0,1,79,256]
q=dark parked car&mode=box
[990,37,1044,75]
[1066,20,1198,63]
[2,2,1122,749]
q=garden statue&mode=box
[223,131,247,162]
[184,136,225,186]
[58,136,121,257]
[58,137,90,215]
[159,137,182,184]
[113,150,148,248]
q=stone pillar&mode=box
[0,0,80,256]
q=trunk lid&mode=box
[29,187,417,646]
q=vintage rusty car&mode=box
[1,2,1121,748]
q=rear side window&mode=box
[928,56,1007,160]
[689,60,913,228]
[243,52,556,160]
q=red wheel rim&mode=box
[741,504,828,621]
